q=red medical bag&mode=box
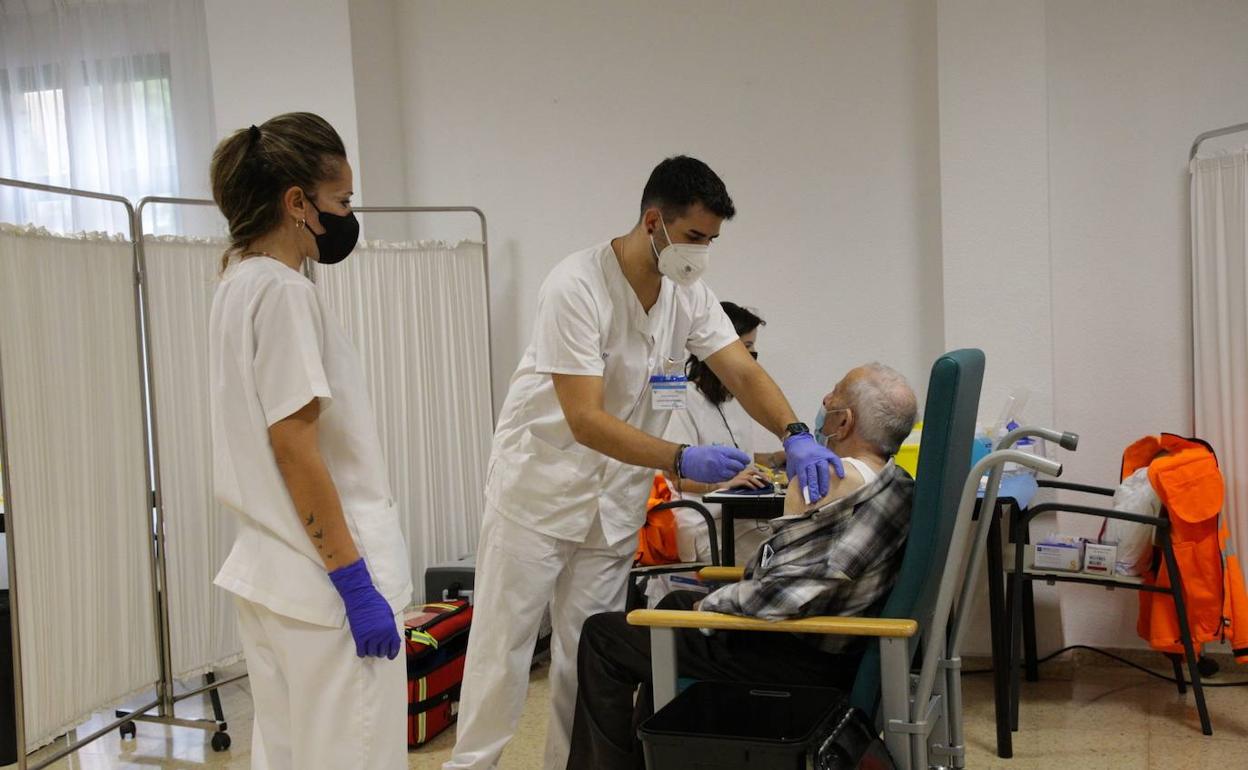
[405,600,472,747]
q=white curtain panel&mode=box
[316,241,493,601]
[0,0,215,236]
[143,236,242,679]
[0,225,158,751]
[1191,149,1248,568]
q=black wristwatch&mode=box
[784,422,810,439]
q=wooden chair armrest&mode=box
[631,562,711,577]
[697,566,746,583]
[626,609,918,638]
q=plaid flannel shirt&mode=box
[699,459,915,652]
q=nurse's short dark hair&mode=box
[640,155,736,222]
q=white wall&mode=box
[936,0,1060,656]
[1046,0,1248,649]
[194,0,1248,654]
[1048,0,1248,503]
[203,0,364,202]
[347,0,411,241]
[929,0,1248,654]
[395,0,945,419]
[937,0,1053,429]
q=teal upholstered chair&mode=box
[629,349,986,769]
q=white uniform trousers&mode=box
[234,596,407,770]
[445,504,638,770]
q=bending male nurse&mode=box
[208,112,410,769]
[446,156,842,769]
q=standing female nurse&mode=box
[207,112,411,769]
[663,301,782,563]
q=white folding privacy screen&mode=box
[0,224,159,750]
[315,240,493,586]
[142,235,243,680]
[0,185,493,762]
[1190,135,1248,581]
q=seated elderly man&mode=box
[565,363,919,770]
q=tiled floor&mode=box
[6,654,1248,769]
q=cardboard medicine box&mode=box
[1034,541,1084,572]
[1083,543,1117,576]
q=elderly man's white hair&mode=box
[844,363,919,456]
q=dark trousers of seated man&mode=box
[566,590,861,770]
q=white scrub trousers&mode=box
[234,597,406,770]
[446,505,637,770]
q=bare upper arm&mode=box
[704,339,760,393]
[267,399,321,461]
[783,461,866,514]
[550,373,605,439]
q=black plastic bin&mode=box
[639,680,845,769]
[1,590,15,765]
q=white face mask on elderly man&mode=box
[650,215,710,286]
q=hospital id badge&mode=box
[650,374,688,411]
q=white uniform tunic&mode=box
[485,242,738,546]
[449,243,737,770]
[209,257,411,770]
[210,256,411,623]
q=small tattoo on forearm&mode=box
[305,512,315,526]
[312,528,324,540]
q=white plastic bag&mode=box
[1100,467,1161,576]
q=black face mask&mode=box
[306,197,359,265]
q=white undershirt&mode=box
[840,456,879,485]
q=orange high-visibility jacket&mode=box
[634,474,681,566]
[1128,434,1248,662]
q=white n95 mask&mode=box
[651,216,710,286]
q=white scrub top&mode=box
[209,257,412,628]
[486,242,738,547]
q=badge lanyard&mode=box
[713,402,741,449]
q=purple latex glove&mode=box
[681,444,751,483]
[784,432,846,503]
[328,559,401,659]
